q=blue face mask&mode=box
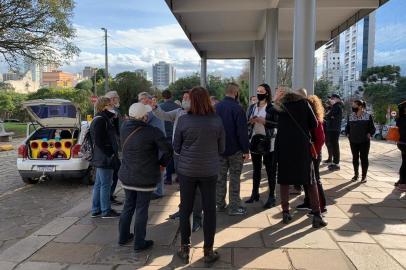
[182,100,191,110]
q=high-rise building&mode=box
[362,12,376,75]
[2,71,20,81]
[135,69,148,79]
[82,66,96,79]
[23,60,41,83]
[152,61,176,90]
[322,37,341,86]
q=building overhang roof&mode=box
[165,0,390,59]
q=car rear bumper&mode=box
[18,169,88,179]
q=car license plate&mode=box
[36,166,55,172]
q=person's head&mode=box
[105,91,120,108]
[189,86,215,116]
[225,82,240,99]
[352,100,366,113]
[138,92,151,105]
[95,97,112,113]
[128,102,152,123]
[329,94,341,105]
[162,90,172,100]
[181,90,191,111]
[250,96,258,105]
[257,83,272,103]
[307,95,325,122]
[210,96,218,106]
[297,88,308,97]
[275,85,289,102]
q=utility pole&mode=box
[101,28,109,93]
[93,68,98,115]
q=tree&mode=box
[111,71,152,115]
[0,82,15,92]
[394,77,406,104]
[278,59,293,87]
[167,74,200,101]
[314,79,333,101]
[0,92,14,119]
[361,65,401,84]
[75,80,93,91]
[0,0,79,68]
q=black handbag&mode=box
[250,134,271,154]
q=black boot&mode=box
[312,213,328,228]
[177,244,190,264]
[204,247,220,267]
[263,196,276,209]
[351,174,359,182]
[282,211,292,224]
[245,193,259,204]
[360,175,367,183]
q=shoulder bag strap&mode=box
[122,126,143,151]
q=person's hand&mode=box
[243,153,250,161]
[254,117,266,125]
[367,133,371,139]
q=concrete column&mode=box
[249,58,255,97]
[253,40,264,89]
[265,8,279,96]
[200,53,207,87]
[292,0,316,94]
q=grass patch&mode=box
[3,122,27,138]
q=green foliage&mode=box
[27,87,93,117]
[314,79,334,101]
[4,122,27,137]
[363,83,395,125]
[111,71,152,115]
[167,74,200,101]
[394,77,406,104]
[0,92,15,119]
[0,91,27,120]
[75,80,93,91]
[0,82,15,92]
[361,65,401,84]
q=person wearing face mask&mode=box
[325,94,343,171]
[118,102,173,252]
[246,83,276,205]
[345,100,376,183]
[90,97,121,219]
[150,90,204,232]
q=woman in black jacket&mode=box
[173,86,225,266]
[396,101,406,192]
[90,97,120,219]
[345,100,376,183]
[118,102,173,252]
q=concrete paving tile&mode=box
[339,242,403,270]
[148,212,176,225]
[67,264,113,270]
[61,200,91,218]
[55,224,95,243]
[190,248,231,268]
[0,235,54,263]
[147,222,178,246]
[369,206,406,220]
[332,197,368,205]
[340,191,370,199]
[353,218,406,235]
[324,218,362,231]
[0,261,18,270]
[386,249,406,268]
[363,198,406,207]
[34,217,79,236]
[323,205,349,218]
[145,247,185,268]
[337,205,379,218]
[372,234,406,249]
[82,225,118,245]
[154,196,180,206]
[329,230,376,243]
[288,249,356,270]
[93,244,148,266]
[217,209,271,229]
[364,191,402,199]
[30,242,102,264]
[233,248,290,269]
[15,261,67,270]
[149,204,179,213]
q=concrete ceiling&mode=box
[164,0,390,59]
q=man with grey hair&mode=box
[105,90,123,206]
[138,92,166,200]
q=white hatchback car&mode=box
[17,99,93,184]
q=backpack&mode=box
[80,116,102,161]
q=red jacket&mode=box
[311,120,325,154]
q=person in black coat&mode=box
[345,100,376,183]
[325,94,343,171]
[274,90,318,224]
[90,97,120,219]
[173,86,225,266]
[118,102,173,252]
[396,101,406,192]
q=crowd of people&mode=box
[88,83,406,266]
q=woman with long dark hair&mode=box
[396,101,406,192]
[246,83,277,207]
[173,87,225,266]
[345,100,376,183]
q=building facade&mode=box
[135,69,148,79]
[41,71,74,88]
[4,71,40,94]
[362,12,376,75]
[82,66,96,79]
[322,37,341,86]
[152,61,176,90]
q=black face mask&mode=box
[257,93,268,101]
[352,107,359,113]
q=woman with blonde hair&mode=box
[296,95,327,215]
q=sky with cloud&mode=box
[1,0,405,79]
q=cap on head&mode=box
[329,93,341,100]
[128,103,152,119]
[105,91,119,99]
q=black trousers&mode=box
[326,131,340,164]
[398,145,406,184]
[303,155,326,210]
[251,152,276,198]
[350,141,371,177]
[179,174,216,248]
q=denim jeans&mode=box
[154,173,165,196]
[92,168,113,215]
[110,167,119,200]
[119,189,152,249]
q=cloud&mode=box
[375,48,406,74]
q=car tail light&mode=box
[55,142,62,149]
[65,141,72,148]
[31,142,39,149]
[71,144,81,158]
[18,145,28,159]
[41,141,48,148]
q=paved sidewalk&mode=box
[1,138,406,270]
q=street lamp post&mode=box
[101,27,109,93]
[93,68,98,115]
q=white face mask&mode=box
[108,109,117,115]
[182,100,191,111]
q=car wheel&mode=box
[22,177,39,184]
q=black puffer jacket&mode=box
[173,113,225,178]
[325,102,343,132]
[90,110,119,169]
[118,119,173,190]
